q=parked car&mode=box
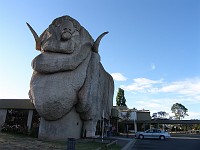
[135,129,171,140]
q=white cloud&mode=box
[133,98,184,117]
[130,98,200,120]
[121,78,162,92]
[159,78,200,96]
[134,78,161,85]
[185,112,200,120]
[121,77,200,119]
[111,73,127,81]
[136,98,175,110]
[121,77,200,99]
[136,100,162,110]
[151,63,156,70]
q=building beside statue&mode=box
[111,106,151,134]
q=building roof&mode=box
[136,119,200,124]
[112,106,150,112]
[0,99,35,109]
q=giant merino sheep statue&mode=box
[27,15,114,140]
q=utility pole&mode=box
[102,110,104,142]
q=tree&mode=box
[116,88,126,106]
[157,111,168,119]
[152,111,169,119]
[171,103,188,120]
[152,113,158,119]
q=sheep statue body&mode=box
[27,15,114,140]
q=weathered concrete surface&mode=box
[28,15,114,140]
[38,108,82,140]
[30,51,91,120]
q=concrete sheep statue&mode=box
[27,15,114,140]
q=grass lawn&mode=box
[76,141,121,150]
[0,132,122,150]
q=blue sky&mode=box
[0,0,199,119]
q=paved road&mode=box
[132,134,200,150]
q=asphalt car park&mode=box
[132,134,200,150]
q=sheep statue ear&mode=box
[26,22,41,51]
[92,32,108,53]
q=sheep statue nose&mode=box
[61,30,72,41]
[61,20,74,41]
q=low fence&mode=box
[83,137,119,150]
